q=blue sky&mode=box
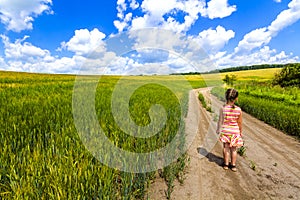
[0,0,300,74]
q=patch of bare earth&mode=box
[147,88,300,200]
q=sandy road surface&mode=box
[148,88,300,200]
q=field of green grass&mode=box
[0,71,191,199]
[219,68,282,81]
[184,68,281,89]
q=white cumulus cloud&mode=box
[235,0,300,54]
[114,0,236,34]
[129,0,139,9]
[0,56,8,69]
[116,0,127,19]
[235,28,272,54]
[114,12,133,32]
[59,28,106,56]
[203,0,237,19]
[217,46,299,69]
[1,35,50,59]
[0,0,53,32]
[194,25,235,53]
[268,0,300,35]
[0,34,82,73]
[141,0,178,17]
[130,0,206,33]
[114,0,135,32]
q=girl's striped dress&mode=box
[219,105,243,147]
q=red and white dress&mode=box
[219,105,243,147]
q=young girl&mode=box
[216,88,243,172]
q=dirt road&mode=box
[148,88,300,199]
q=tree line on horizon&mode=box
[172,63,299,75]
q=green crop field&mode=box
[0,71,192,199]
[220,68,282,81]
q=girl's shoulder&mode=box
[235,105,242,111]
[223,104,242,111]
[234,106,242,116]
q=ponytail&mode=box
[225,88,239,108]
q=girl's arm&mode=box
[216,107,224,134]
[237,110,243,136]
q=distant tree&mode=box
[272,63,300,87]
[217,63,283,73]
[222,74,237,86]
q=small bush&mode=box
[237,145,246,156]
[272,63,300,87]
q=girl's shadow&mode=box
[197,147,224,166]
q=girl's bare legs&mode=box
[223,143,230,167]
[230,146,237,165]
[230,147,237,172]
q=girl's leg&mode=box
[230,146,237,165]
[230,146,237,172]
[223,143,230,168]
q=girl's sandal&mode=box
[222,163,229,170]
[230,165,237,172]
